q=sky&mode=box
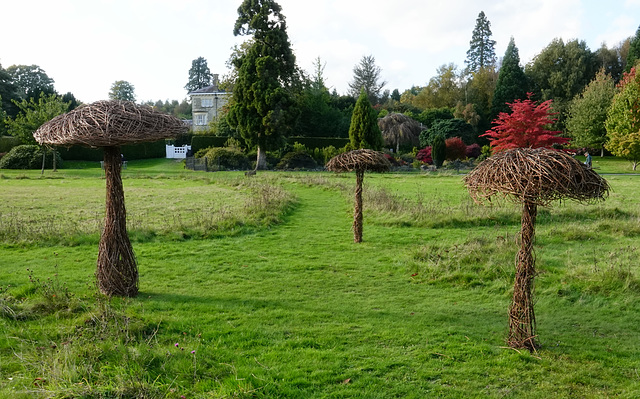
[2,0,639,104]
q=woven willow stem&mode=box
[508,201,537,351]
[96,146,138,297]
[353,169,364,243]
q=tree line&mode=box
[2,1,640,169]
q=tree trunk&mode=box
[600,147,604,157]
[508,201,537,351]
[255,146,267,170]
[96,146,138,297]
[353,169,364,243]
[41,149,46,176]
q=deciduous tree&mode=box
[228,0,299,170]
[5,93,70,145]
[6,64,55,101]
[482,94,569,152]
[185,57,213,92]
[403,64,463,109]
[108,80,136,102]
[605,68,640,169]
[525,38,597,129]
[566,69,616,155]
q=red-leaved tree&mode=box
[445,137,468,160]
[482,93,569,152]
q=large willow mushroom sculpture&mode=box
[34,100,188,297]
[464,147,609,350]
[326,149,391,243]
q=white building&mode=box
[189,74,230,132]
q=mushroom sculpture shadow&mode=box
[464,147,609,351]
[326,149,391,243]
[34,100,188,297]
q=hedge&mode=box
[191,136,229,153]
[287,137,349,150]
[0,136,21,153]
[58,140,166,161]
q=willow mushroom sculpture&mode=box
[326,149,391,243]
[34,100,188,297]
[464,147,609,350]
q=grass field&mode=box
[0,158,639,398]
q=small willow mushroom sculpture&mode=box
[326,149,391,243]
[34,100,188,297]
[464,147,609,350]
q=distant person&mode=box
[584,151,592,168]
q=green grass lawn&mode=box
[1,159,639,398]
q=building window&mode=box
[195,114,208,125]
[201,98,213,107]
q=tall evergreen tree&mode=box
[184,57,213,92]
[228,0,299,170]
[492,37,528,119]
[566,69,616,155]
[348,55,386,104]
[349,89,383,150]
[626,25,640,71]
[465,11,496,73]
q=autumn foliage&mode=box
[445,137,468,160]
[483,94,569,152]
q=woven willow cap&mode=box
[34,100,188,148]
[326,149,391,173]
[464,147,609,206]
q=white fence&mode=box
[166,145,191,159]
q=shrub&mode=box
[420,118,475,147]
[383,153,400,167]
[0,145,63,169]
[275,151,318,170]
[466,143,482,158]
[445,137,467,161]
[201,147,249,171]
[416,147,432,164]
[478,145,492,161]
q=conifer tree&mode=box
[348,55,387,105]
[465,11,496,73]
[228,0,299,170]
[184,57,213,92]
[625,25,640,71]
[349,89,383,150]
[492,37,528,119]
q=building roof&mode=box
[189,84,227,95]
